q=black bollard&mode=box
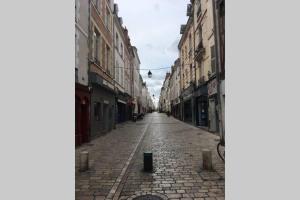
[143,152,153,172]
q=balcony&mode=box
[195,40,205,62]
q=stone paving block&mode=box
[76,113,224,200]
[167,193,182,198]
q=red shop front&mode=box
[75,83,90,146]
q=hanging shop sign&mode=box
[208,78,217,96]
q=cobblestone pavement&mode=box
[76,112,225,200]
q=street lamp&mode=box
[148,70,152,78]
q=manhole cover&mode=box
[132,195,163,200]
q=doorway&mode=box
[75,97,89,146]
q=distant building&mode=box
[169,59,181,119]
[131,47,141,115]
[159,73,171,113]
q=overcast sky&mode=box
[114,0,188,107]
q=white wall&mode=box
[75,0,89,86]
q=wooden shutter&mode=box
[211,45,216,74]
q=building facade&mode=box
[159,73,171,113]
[122,27,134,121]
[160,0,225,137]
[169,59,181,119]
[113,4,127,124]
[89,0,116,139]
[178,4,195,124]
[214,0,225,140]
[75,0,90,146]
[131,47,141,115]
[75,0,154,146]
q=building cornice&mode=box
[178,16,193,49]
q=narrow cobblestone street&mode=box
[76,113,225,200]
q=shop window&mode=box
[94,102,101,121]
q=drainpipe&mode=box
[212,0,225,145]
[88,0,92,140]
[192,4,197,126]
[112,13,118,129]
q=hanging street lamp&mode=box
[147,70,152,78]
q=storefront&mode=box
[75,83,90,146]
[180,84,195,124]
[116,90,128,123]
[126,97,134,121]
[207,77,219,133]
[171,98,181,119]
[194,84,208,127]
[90,72,116,139]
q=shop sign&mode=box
[208,78,217,96]
[118,99,126,104]
[103,80,114,90]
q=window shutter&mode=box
[99,35,102,64]
[211,45,216,74]
[92,32,96,59]
[211,59,216,74]
[102,40,105,67]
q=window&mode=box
[121,67,124,85]
[189,34,192,51]
[190,64,193,82]
[196,0,201,17]
[94,102,101,121]
[95,0,101,13]
[105,7,111,31]
[120,43,123,57]
[115,61,119,82]
[116,33,119,51]
[197,26,202,43]
[93,29,101,64]
[210,45,216,74]
[106,45,111,75]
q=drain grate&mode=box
[132,195,163,200]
